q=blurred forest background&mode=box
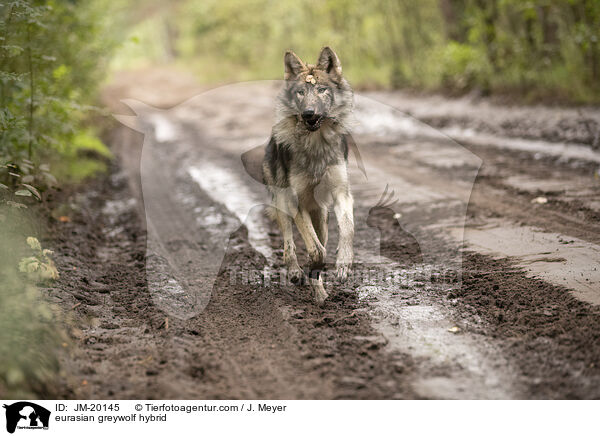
[118,0,600,102]
[4,0,598,193]
[0,0,599,397]
[2,0,600,194]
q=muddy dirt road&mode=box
[51,70,600,399]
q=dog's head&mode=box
[278,47,353,132]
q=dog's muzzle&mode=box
[301,110,324,131]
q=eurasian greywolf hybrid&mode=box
[263,47,354,305]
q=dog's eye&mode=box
[296,90,305,97]
[317,87,328,93]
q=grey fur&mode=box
[263,47,355,305]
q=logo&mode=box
[2,402,50,434]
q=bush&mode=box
[435,41,491,92]
[0,207,65,398]
[1,0,120,207]
[0,0,120,399]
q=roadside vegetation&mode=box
[0,0,120,398]
[117,0,600,103]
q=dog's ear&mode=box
[284,51,306,80]
[241,144,266,185]
[317,47,342,79]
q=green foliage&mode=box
[71,129,113,160]
[118,0,600,102]
[454,0,600,101]
[0,273,63,398]
[50,128,113,184]
[434,42,491,92]
[0,0,120,206]
[0,0,120,399]
[19,236,60,282]
[0,206,65,398]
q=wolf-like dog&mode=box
[263,47,354,305]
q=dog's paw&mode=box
[311,279,329,306]
[335,262,351,282]
[335,257,352,282]
[335,248,354,282]
[288,265,304,284]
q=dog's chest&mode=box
[292,133,344,181]
[289,161,348,207]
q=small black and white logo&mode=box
[3,402,50,434]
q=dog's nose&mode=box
[302,109,316,120]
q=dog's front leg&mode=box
[293,208,326,268]
[293,209,328,305]
[334,191,354,281]
[275,209,303,283]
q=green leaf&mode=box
[27,237,42,251]
[14,189,32,197]
[19,257,40,273]
[52,65,68,80]
[21,184,41,200]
